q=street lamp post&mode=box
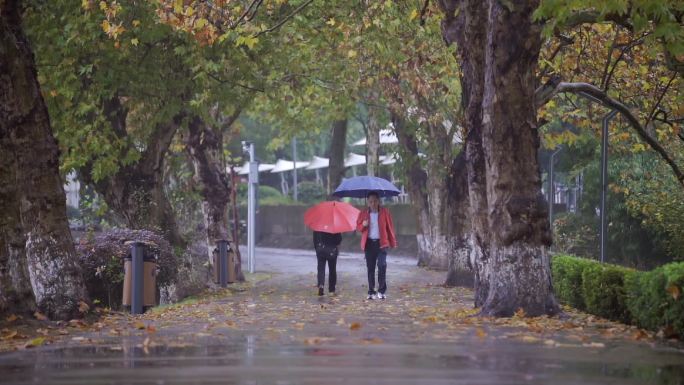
[576,91,617,264]
[600,110,618,263]
[243,141,258,273]
[549,147,563,234]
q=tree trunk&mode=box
[478,0,558,316]
[441,0,490,305]
[391,112,431,266]
[1,0,88,319]
[327,119,347,195]
[366,99,381,177]
[0,127,35,315]
[445,151,473,287]
[84,105,186,248]
[187,114,243,281]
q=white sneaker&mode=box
[378,293,386,300]
[366,293,377,300]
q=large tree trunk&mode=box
[478,0,557,316]
[187,114,244,281]
[1,0,88,319]
[441,0,491,306]
[0,126,35,315]
[445,151,473,287]
[327,119,347,195]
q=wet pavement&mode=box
[1,247,683,384]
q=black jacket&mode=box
[313,231,342,249]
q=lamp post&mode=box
[549,147,563,234]
[243,141,258,274]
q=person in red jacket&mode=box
[356,191,397,300]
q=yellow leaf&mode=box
[131,38,139,46]
[186,6,194,16]
[132,19,141,27]
[99,1,107,11]
[476,327,486,339]
[347,50,357,59]
[349,322,362,330]
[25,337,46,348]
[326,18,336,26]
[666,284,680,300]
[134,321,146,330]
[101,19,111,33]
[409,8,419,21]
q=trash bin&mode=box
[122,253,157,308]
[213,241,236,285]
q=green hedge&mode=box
[551,254,684,337]
[625,263,684,336]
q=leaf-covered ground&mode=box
[1,247,683,384]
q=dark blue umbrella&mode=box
[333,176,400,198]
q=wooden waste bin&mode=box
[122,259,157,307]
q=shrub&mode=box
[551,254,596,310]
[296,181,326,203]
[626,262,684,337]
[581,263,635,323]
[77,229,178,309]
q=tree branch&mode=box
[535,81,684,187]
[253,0,314,37]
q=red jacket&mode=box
[356,207,397,250]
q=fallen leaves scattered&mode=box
[349,322,362,331]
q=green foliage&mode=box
[551,254,597,309]
[581,262,635,323]
[295,181,326,203]
[552,254,684,336]
[626,262,684,337]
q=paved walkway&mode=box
[1,247,683,384]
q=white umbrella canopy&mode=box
[230,162,275,175]
[344,153,366,167]
[305,156,329,170]
[270,159,310,173]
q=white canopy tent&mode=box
[305,156,329,170]
[351,127,399,146]
[269,159,311,173]
[232,162,275,175]
[344,153,366,167]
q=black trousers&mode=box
[316,249,338,292]
[364,239,387,295]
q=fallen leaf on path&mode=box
[36,328,49,336]
[360,337,384,344]
[304,337,335,345]
[134,321,146,330]
[1,330,18,340]
[78,301,90,313]
[476,328,486,339]
[33,312,48,321]
[520,335,540,343]
[349,322,362,331]
[582,342,606,348]
[58,329,69,335]
[24,337,45,348]
[5,314,18,322]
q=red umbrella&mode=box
[304,201,360,233]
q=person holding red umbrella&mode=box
[313,230,342,296]
[304,201,360,296]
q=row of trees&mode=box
[1,0,681,318]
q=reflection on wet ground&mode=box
[1,247,683,385]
